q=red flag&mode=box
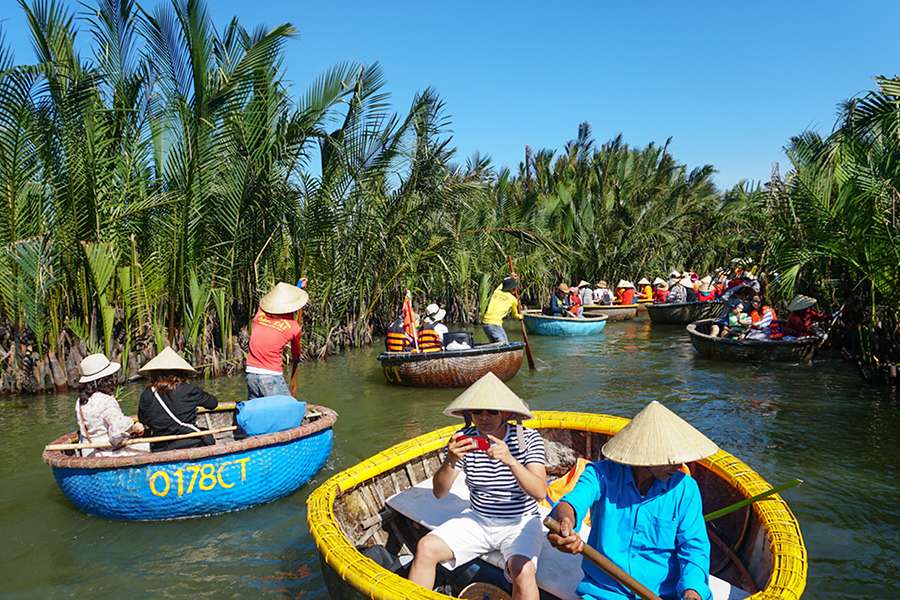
[401,289,419,352]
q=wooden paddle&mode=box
[544,516,661,600]
[507,256,535,371]
[704,479,803,522]
[45,426,236,452]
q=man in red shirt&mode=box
[246,281,309,399]
[783,294,829,338]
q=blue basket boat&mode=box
[522,310,608,336]
[42,405,336,521]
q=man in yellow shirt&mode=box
[482,276,523,343]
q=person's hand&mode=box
[547,516,584,554]
[130,422,145,436]
[447,433,476,465]
[683,589,702,600]
[485,434,515,466]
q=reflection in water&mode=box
[0,320,897,599]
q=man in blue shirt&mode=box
[547,401,719,600]
[546,283,569,316]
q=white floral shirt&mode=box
[75,392,140,457]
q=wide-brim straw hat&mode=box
[425,303,446,322]
[139,346,197,374]
[502,277,519,291]
[557,283,570,293]
[637,278,651,286]
[79,353,121,383]
[787,295,817,312]
[678,276,695,288]
[602,401,719,466]
[443,372,532,419]
[260,282,309,314]
[652,277,666,286]
[596,280,608,288]
[616,279,635,289]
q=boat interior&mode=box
[333,427,774,599]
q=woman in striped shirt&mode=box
[408,373,546,600]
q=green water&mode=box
[1,321,897,599]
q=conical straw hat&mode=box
[443,372,532,419]
[652,277,666,286]
[602,401,718,466]
[616,279,634,289]
[678,276,695,288]
[577,280,590,288]
[787,295,817,312]
[260,282,309,314]
[700,275,712,285]
[669,270,681,278]
[637,278,651,286]
[139,346,196,374]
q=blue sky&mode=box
[2,0,898,188]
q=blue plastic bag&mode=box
[236,395,306,436]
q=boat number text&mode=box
[383,366,403,384]
[148,458,250,497]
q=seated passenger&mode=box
[424,303,449,342]
[545,283,569,316]
[75,353,147,457]
[547,400,717,600]
[667,270,681,288]
[567,286,584,318]
[386,311,414,352]
[408,373,547,600]
[783,295,829,338]
[577,280,594,306]
[592,280,613,306]
[614,280,635,305]
[137,347,218,452]
[696,276,716,302]
[746,295,779,340]
[667,276,698,303]
[722,303,751,338]
[652,278,669,303]
[636,278,653,301]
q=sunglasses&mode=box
[469,409,500,416]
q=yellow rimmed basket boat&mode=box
[307,411,807,600]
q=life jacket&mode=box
[653,288,669,303]
[385,318,411,352]
[769,320,784,340]
[416,324,442,353]
[697,289,716,302]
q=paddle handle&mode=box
[704,479,803,522]
[507,256,535,371]
[544,517,661,600]
[45,426,236,452]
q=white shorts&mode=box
[429,509,543,575]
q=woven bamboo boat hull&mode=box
[307,411,807,600]
[43,405,336,520]
[687,320,821,363]
[522,311,608,336]
[646,301,727,324]
[378,343,524,388]
[581,304,638,321]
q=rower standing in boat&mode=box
[482,276,523,343]
[409,373,546,600]
[246,281,309,398]
[547,401,718,600]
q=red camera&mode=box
[457,435,490,451]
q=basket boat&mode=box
[646,301,727,325]
[378,342,524,388]
[307,411,807,600]
[581,304,638,321]
[687,319,821,363]
[522,311,608,336]
[43,404,336,520]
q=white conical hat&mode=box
[652,277,666,286]
[260,282,309,314]
[787,295,817,312]
[678,276,695,288]
[637,278,651,285]
[139,346,196,374]
[616,279,635,289]
[669,270,681,278]
[602,401,718,466]
[443,372,532,419]
[700,275,712,285]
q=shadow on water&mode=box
[0,319,897,598]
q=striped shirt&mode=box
[444,424,546,519]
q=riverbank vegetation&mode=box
[0,0,896,393]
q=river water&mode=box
[1,320,897,599]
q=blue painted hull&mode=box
[49,428,333,521]
[523,314,607,336]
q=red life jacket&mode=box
[697,290,716,302]
[653,288,669,303]
[416,325,442,353]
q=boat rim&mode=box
[43,404,337,470]
[646,301,726,310]
[582,304,638,310]
[378,342,525,363]
[687,320,822,347]
[306,410,807,600]
[522,311,609,322]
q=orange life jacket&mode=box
[416,325,442,353]
[385,319,411,352]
